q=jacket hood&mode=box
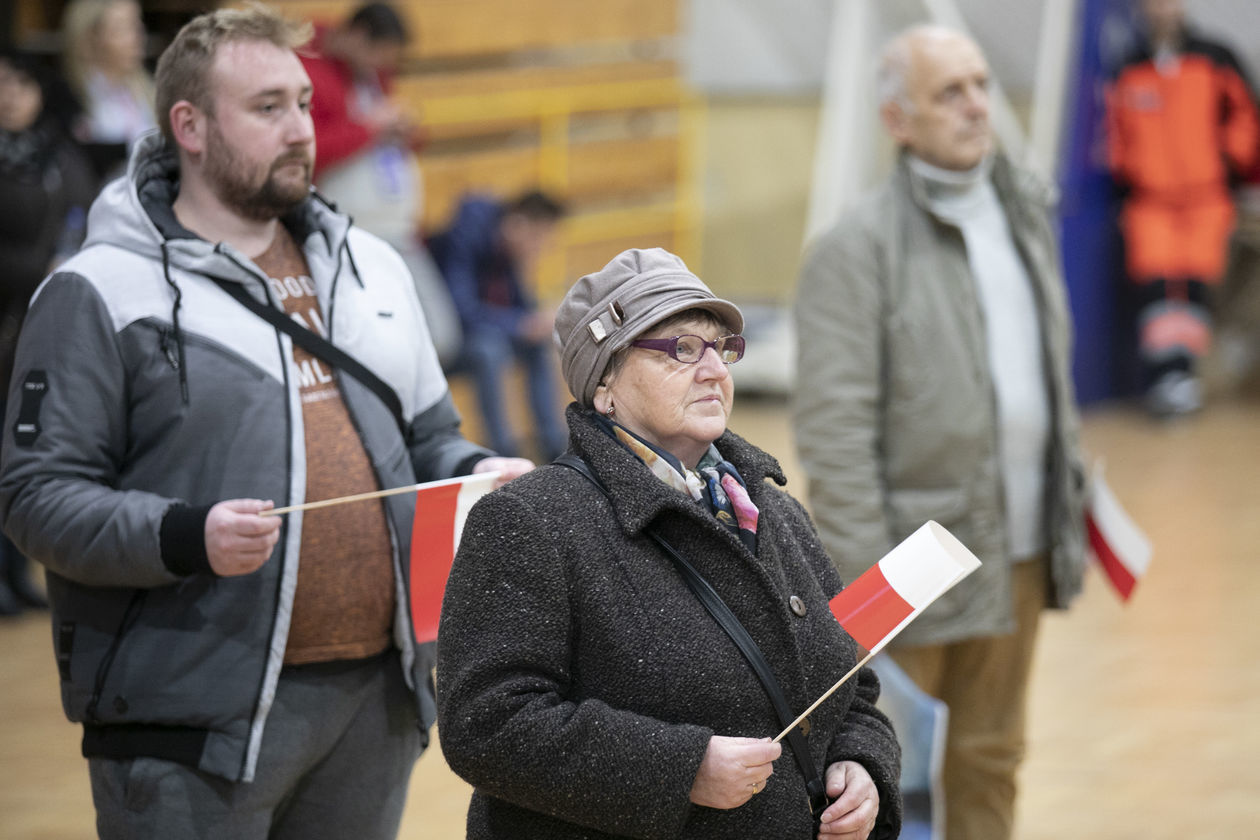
[79,129,359,405]
[83,129,353,278]
[82,130,175,261]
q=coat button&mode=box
[789,595,807,617]
[113,696,129,714]
[798,717,812,736]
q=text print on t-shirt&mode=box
[270,273,338,404]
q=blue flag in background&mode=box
[1058,0,1144,403]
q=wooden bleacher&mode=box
[10,0,699,296]
[265,0,699,299]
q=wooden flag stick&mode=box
[773,648,878,744]
[261,472,501,517]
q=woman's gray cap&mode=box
[553,247,744,406]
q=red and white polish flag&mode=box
[1085,461,1151,602]
[829,522,982,653]
[409,471,499,644]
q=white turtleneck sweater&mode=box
[909,154,1049,560]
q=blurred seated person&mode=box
[61,0,155,180]
[428,191,568,461]
[0,49,95,614]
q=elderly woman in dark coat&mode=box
[436,248,901,839]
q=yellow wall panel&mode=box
[420,147,542,232]
[567,136,678,203]
[404,0,678,59]
[261,0,677,59]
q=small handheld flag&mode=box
[828,521,982,653]
[409,472,499,643]
[1085,460,1151,602]
[260,472,501,643]
[776,521,980,743]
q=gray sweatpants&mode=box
[88,650,423,840]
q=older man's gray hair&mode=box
[876,23,973,110]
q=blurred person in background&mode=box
[300,1,414,187]
[1106,0,1260,417]
[61,0,156,179]
[428,190,569,461]
[0,48,95,616]
[299,1,462,367]
[794,25,1086,840]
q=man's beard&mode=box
[204,123,312,222]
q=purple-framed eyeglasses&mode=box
[628,334,746,364]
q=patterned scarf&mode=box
[598,416,759,553]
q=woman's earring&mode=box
[607,399,616,418]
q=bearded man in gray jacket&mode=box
[793,25,1086,840]
[0,7,530,839]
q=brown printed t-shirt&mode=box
[254,226,395,665]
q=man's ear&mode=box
[880,100,910,145]
[168,100,206,156]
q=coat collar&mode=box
[897,149,1055,224]
[564,404,785,538]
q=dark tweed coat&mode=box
[436,406,902,839]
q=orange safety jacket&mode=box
[1107,31,1260,200]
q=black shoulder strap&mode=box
[215,280,406,435]
[553,453,829,818]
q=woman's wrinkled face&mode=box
[594,314,735,468]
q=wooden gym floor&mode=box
[2,393,1258,838]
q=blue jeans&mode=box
[462,326,567,461]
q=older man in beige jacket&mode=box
[793,25,1086,840]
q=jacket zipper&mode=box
[85,589,148,723]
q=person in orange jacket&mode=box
[1106,0,1260,417]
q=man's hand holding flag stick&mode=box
[257,471,504,644]
[260,472,502,517]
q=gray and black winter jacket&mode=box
[0,131,491,782]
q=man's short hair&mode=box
[154,3,312,146]
[505,190,567,223]
[877,24,969,110]
[877,30,914,109]
[347,2,409,45]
